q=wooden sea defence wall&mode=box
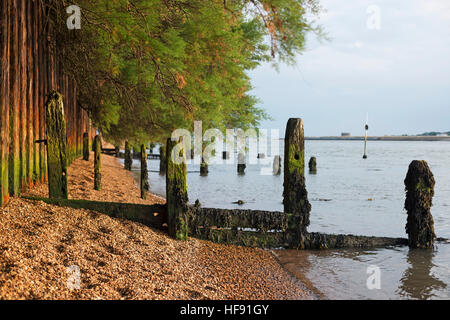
[0,0,93,206]
[163,118,418,250]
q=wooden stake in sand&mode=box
[45,91,68,199]
[94,135,101,191]
[166,137,188,240]
[140,144,149,199]
[283,118,311,248]
[82,132,89,161]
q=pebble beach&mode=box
[0,152,315,300]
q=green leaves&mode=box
[52,0,320,144]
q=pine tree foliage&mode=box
[50,0,322,144]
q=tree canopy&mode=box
[52,0,322,144]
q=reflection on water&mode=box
[397,249,447,300]
[276,245,450,300]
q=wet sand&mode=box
[1,153,314,300]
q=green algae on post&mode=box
[166,137,188,241]
[45,91,68,199]
[283,118,311,248]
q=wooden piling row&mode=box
[0,0,92,206]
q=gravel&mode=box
[1,153,313,300]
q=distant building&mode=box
[341,132,351,137]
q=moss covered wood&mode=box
[191,227,408,249]
[188,206,294,233]
[23,196,167,230]
[159,143,166,175]
[283,118,311,248]
[404,160,436,248]
[140,144,149,199]
[124,140,132,170]
[45,91,68,199]
[94,135,101,191]
[166,137,189,240]
[82,132,89,161]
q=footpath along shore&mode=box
[0,152,316,300]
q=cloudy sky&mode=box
[249,0,450,136]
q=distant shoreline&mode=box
[304,136,450,141]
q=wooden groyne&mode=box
[163,118,427,250]
[0,0,94,206]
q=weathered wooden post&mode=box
[82,132,89,161]
[404,160,436,249]
[283,118,311,248]
[200,157,208,176]
[309,157,317,174]
[273,155,281,175]
[159,143,166,175]
[45,91,68,199]
[166,137,189,240]
[140,144,149,199]
[223,151,230,160]
[237,152,246,174]
[94,135,101,191]
[124,141,132,171]
[114,145,120,158]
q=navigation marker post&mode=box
[363,113,369,159]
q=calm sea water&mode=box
[128,140,450,300]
